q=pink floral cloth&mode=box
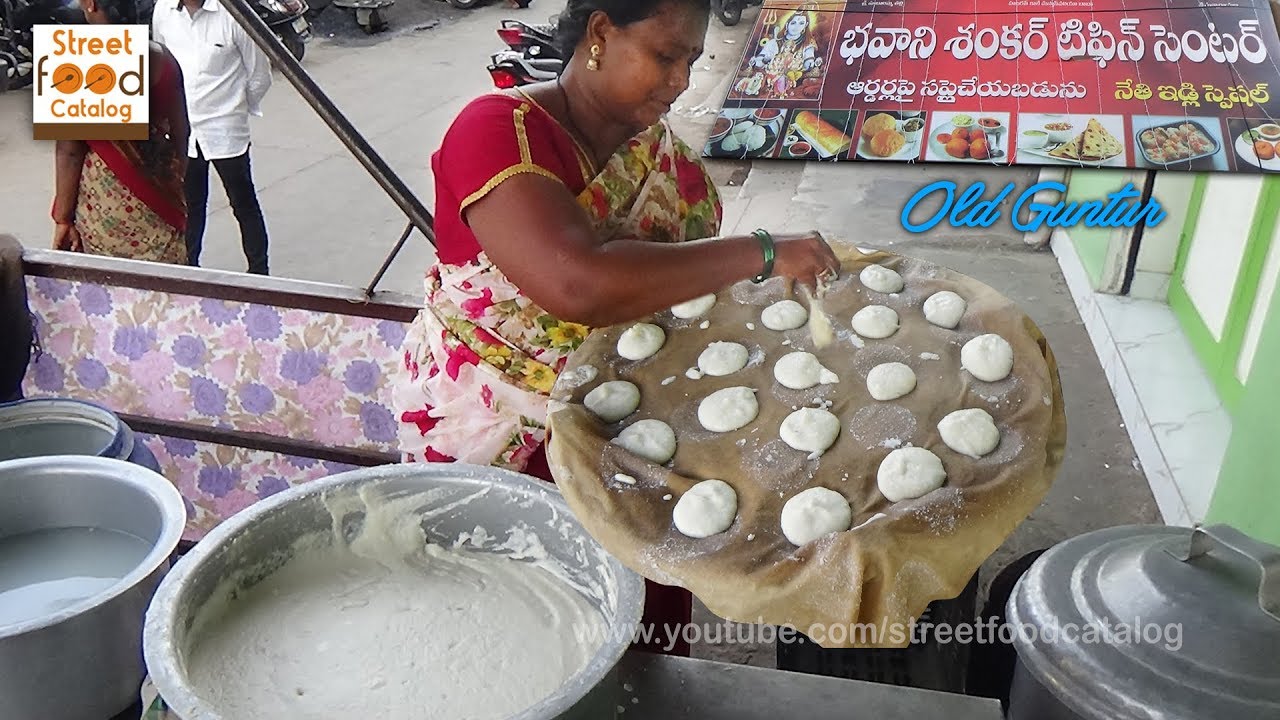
[23,277,405,540]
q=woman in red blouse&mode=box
[394,0,839,655]
[50,0,189,265]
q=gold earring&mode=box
[587,44,601,71]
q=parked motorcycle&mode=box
[496,18,560,59]
[0,3,32,92]
[443,0,527,8]
[0,0,81,92]
[711,0,762,27]
[256,0,310,61]
[487,17,563,88]
[486,48,559,88]
[0,0,307,93]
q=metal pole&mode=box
[363,221,414,296]
[214,0,437,251]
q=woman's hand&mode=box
[771,231,841,288]
[52,223,83,253]
[468,172,843,327]
[53,140,88,251]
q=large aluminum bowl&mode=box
[143,463,646,720]
[0,455,187,720]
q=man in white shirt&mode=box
[153,0,273,275]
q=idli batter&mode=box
[185,493,607,720]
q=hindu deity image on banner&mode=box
[729,3,838,102]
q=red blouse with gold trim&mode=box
[430,92,595,266]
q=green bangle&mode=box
[751,229,775,283]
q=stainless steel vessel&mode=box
[143,462,646,720]
[0,455,187,720]
[1007,523,1280,719]
[0,397,161,472]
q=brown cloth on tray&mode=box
[546,246,1067,648]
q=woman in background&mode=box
[51,0,189,264]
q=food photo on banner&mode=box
[1133,115,1229,170]
[924,112,1011,164]
[854,109,926,161]
[705,0,1280,174]
[1014,114,1128,168]
[1226,116,1280,170]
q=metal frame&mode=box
[22,249,411,467]
[120,412,399,466]
[210,0,435,295]
[22,248,419,320]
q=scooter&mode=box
[256,0,311,61]
[496,18,560,60]
[487,16,562,88]
[0,0,81,91]
[0,0,306,93]
[486,48,560,88]
[0,4,33,92]
[711,0,762,27]
[444,0,527,8]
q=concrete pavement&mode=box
[0,1,1157,670]
[0,0,743,293]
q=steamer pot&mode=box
[1006,524,1280,720]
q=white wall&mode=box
[1131,173,1197,300]
[1182,175,1263,339]
[1238,227,1280,383]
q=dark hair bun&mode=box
[555,0,710,57]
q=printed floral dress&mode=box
[394,93,722,472]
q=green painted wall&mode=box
[1206,285,1280,545]
[1166,175,1280,414]
[1064,170,1127,288]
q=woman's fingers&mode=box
[805,233,841,285]
[813,232,841,272]
[773,231,826,284]
[769,230,843,289]
[53,225,84,253]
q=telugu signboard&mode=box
[705,0,1280,172]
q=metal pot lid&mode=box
[1007,524,1280,720]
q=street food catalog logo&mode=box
[32,25,149,141]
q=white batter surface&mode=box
[185,494,606,720]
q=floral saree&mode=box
[394,104,722,472]
[74,50,187,265]
[76,143,187,264]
